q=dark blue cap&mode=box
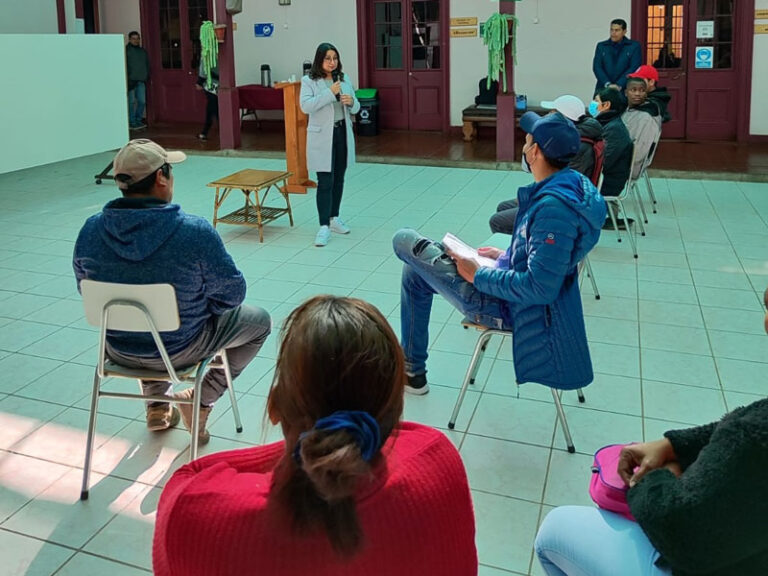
[519,111,580,163]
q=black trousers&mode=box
[202,91,219,136]
[316,122,348,226]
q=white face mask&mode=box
[521,144,532,173]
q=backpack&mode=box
[475,77,498,105]
[589,444,635,521]
[581,136,605,188]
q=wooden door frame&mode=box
[631,0,754,142]
[356,0,451,132]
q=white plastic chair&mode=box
[79,280,243,500]
[602,142,644,258]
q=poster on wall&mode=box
[696,21,714,39]
[254,23,274,37]
[695,46,714,68]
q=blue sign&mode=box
[695,47,713,69]
[254,23,274,37]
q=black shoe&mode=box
[405,373,430,395]
[602,217,635,231]
[198,133,208,141]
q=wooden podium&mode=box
[276,81,316,194]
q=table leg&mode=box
[462,121,474,142]
[280,181,294,227]
[253,189,264,243]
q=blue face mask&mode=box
[521,145,532,173]
[589,101,600,118]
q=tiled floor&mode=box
[0,152,767,575]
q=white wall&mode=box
[514,0,632,108]
[232,1,359,87]
[751,0,768,135]
[100,0,141,37]
[0,34,128,174]
[0,0,58,33]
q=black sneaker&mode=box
[405,373,430,395]
[602,217,635,231]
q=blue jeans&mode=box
[535,506,672,576]
[392,228,511,375]
[128,81,146,127]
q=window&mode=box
[374,1,403,69]
[159,0,182,69]
[411,1,440,69]
[646,0,684,69]
[696,0,733,68]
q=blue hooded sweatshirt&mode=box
[73,197,246,357]
[473,169,606,389]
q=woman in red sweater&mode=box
[153,295,478,576]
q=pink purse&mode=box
[589,443,635,521]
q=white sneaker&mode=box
[330,216,350,234]
[315,225,331,246]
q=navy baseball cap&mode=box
[519,111,580,163]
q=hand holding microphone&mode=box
[331,70,341,101]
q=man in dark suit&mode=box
[592,19,642,95]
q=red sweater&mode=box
[153,422,478,576]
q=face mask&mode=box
[589,100,600,118]
[521,145,532,173]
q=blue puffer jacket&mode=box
[473,169,606,389]
[73,197,246,358]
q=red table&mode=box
[238,84,284,124]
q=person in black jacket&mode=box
[534,287,768,576]
[489,95,603,234]
[126,31,150,130]
[592,19,642,95]
[628,65,672,124]
[591,87,633,229]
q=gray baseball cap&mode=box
[113,139,186,190]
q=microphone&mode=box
[332,69,341,101]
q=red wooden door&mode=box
[684,0,737,140]
[368,0,447,131]
[145,0,212,123]
[636,0,749,140]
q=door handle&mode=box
[409,72,413,76]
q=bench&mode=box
[461,104,549,142]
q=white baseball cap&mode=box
[113,139,186,190]
[540,95,587,122]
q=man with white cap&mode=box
[490,95,603,235]
[73,139,271,444]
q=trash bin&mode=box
[355,88,379,136]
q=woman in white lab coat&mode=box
[300,42,360,247]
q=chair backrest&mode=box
[621,142,638,196]
[81,280,180,332]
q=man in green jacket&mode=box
[126,31,150,130]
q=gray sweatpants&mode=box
[107,305,271,406]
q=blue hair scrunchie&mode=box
[293,410,381,464]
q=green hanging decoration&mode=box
[200,21,218,91]
[482,12,518,93]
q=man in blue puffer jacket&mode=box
[393,112,606,396]
[73,139,271,444]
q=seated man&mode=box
[393,113,606,395]
[590,87,633,228]
[628,64,672,124]
[623,77,662,180]
[73,139,271,443]
[490,94,603,234]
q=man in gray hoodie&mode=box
[73,139,271,444]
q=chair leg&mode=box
[551,388,575,453]
[607,201,622,243]
[449,331,494,429]
[616,198,638,259]
[81,369,102,501]
[644,171,658,212]
[632,181,649,228]
[577,388,586,403]
[582,256,600,300]
[190,373,203,461]
[469,338,490,385]
[219,350,242,433]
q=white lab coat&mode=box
[300,74,360,173]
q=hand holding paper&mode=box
[441,233,498,268]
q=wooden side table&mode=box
[207,169,294,242]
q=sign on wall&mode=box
[451,17,478,26]
[756,9,768,18]
[756,24,768,34]
[695,46,714,69]
[451,28,478,37]
[696,20,714,39]
[254,23,274,37]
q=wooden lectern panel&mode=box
[275,81,317,194]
